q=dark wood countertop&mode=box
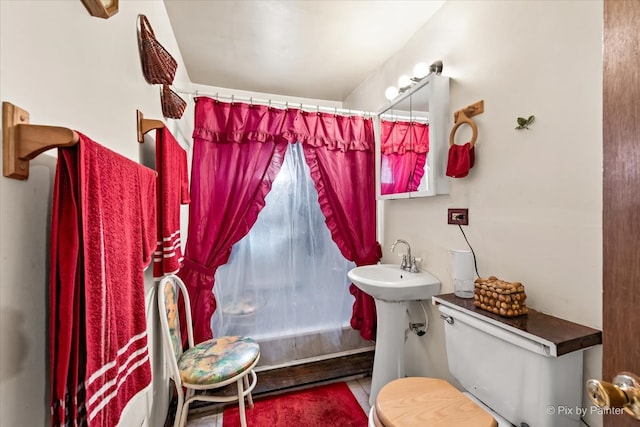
[433,293,602,356]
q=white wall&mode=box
[345,1,603,426]
[0,1,191,425]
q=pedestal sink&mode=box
[348,263,441,405]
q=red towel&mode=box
[446,142,476,178]
[50,133,156,427]
[153,126,190,279]
[50,148,83,425]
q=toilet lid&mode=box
[375,378,497,427]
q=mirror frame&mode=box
[375,73,450,199]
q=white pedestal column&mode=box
[368,299,407,406]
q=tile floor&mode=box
[186,377,372,426]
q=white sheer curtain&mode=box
[211,142,367,366]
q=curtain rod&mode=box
[379,114,429,124]
[173,88,376,118]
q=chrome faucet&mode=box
[390,239,420,273]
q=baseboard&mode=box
[252,348,374,395]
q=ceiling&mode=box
[164,1,444,102]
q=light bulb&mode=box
[385,86,399,100]
[398,75,412,89]
[413,62,429,79]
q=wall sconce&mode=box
[385,60,443,101]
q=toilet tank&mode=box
[439,304,584,427]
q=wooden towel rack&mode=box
[449,100,484,148]
[136,110,164,143]
[2,102,79,180]
[2,103,164,181]
[455,100,484,122]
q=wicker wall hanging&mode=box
[161,85,187,119]
[137,14,177,85]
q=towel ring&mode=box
[449,110,478,148]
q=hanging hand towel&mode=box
[50,133,157,427]
[446,142,476,178]
[154,126,191,279]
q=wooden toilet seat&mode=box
[373,377,497,427]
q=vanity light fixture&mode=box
[413,62,430,80]
[384,60,444,101]
[398,75,412,90]
[385,86,400,101]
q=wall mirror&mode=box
[375,73,450,199]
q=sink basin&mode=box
[348,263,441,301]
[348,263,441,406]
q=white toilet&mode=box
[369,299,598,427]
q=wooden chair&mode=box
[158,274,260,427]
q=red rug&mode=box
[222,382,368,427]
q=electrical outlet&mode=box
[448,208,469,225]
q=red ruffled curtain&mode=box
[380,120,429,194]
[181,99,380,343]
[179,98,289,343]
[296,112,381,340]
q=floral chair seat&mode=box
[159,275,259,427]
[177,336,260,385]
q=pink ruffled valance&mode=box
[192,97,291,144]
[292,111,374,152]
[193,97,374,152]
[380,120,429,154]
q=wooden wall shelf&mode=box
[433,293,602,356]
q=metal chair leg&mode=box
[237,377,247,427]
[243,374,254,408]
[179,399,191,427]
[173,386,184,427]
